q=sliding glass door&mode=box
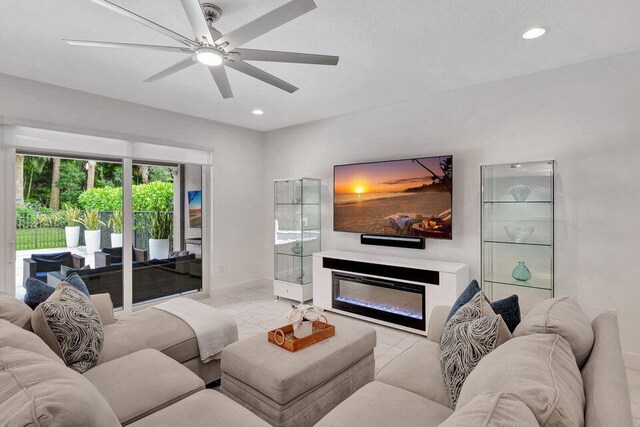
[130,162,204,305]
[2,126,212,312]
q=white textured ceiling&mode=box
[1,0,640,131]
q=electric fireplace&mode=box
[332,272,426,331]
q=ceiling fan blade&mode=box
[226,60,298,93]
[234,48,338,65]
[209,66,233,99]
[63,39,192,53]
[144,56,197,82]
[215,0,316,51]
[179,0,214,45]
[86,0,197,47]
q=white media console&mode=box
[313,250,469,336]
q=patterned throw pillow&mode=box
[440,292,512,407]
[32,283,104,373]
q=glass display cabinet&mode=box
[274,178,321,302]
[481,161,555,313]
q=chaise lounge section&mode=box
[317,301,634,426]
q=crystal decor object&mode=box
[504,225,535,243]
[510,184,531,202]
[512,261,532,281]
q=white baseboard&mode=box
[623,351,640,371]
[209,277,271,297]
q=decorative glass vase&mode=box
[291,242,302,255]
[510,184,531,202]
[512,261,532,281]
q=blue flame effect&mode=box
[335,296,423,320]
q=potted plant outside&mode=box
[109,211,123,248]
[148,211,172,260]
[63,203,81,248]
[76,209,105,254]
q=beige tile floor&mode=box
[199,282,428,376]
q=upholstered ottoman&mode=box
[220,316,376,427]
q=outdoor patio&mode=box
[15,246,96,299]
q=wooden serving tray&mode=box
[268,321,335,352]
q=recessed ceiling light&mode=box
[522,27,548,40]
[252,109,264,115]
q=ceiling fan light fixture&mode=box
[196,47,223,66]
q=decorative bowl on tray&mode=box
[504,225,535,243]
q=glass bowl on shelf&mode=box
[504,225,535,243]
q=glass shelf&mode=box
[276,203,320,206]
[481,160,555,306]
[275,252,314,258]
[483,240,552,247]
[483,200,552,204]
[483,277,552,291]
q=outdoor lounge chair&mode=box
[94,246,148,268]
[23,251,85,284]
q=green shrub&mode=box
[132,182,173,212]
[78,187,123,211]
[78,182,173,212]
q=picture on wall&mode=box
[188,191,202,228]
[334,155,453,239]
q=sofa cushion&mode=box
[581,313,634,427]
[32,283,104,373]
[447,280,521,332]
[440,292,511,406]
[488,294,520,333]
[83,348,204,425]
[128,390,270,427]
[0,347,120,427]
[0,319,64,364]
[514,296,594,368]
[0,289,33,329]
[221,315,376,405]
[458,333,585,427]
[376,339,452,409]
[99,306,198,364]
[64,272,91,296]
[23,277,55,309]
[316,381,452,427]
[440,392,538,426]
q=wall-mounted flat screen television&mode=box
[333,155,452,239]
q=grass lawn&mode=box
[16,228,67,250]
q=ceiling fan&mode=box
[64,0,339,99]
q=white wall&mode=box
[0,73,266,291]
[263,51,640,359]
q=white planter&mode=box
[293,321,313,339]
[149,238,170,260]
[65,226,80,248]
[84,229,102,254]
[110,233,123,248]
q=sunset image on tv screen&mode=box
[333,156,452,239]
